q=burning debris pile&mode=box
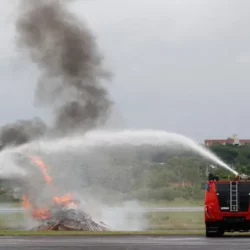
[31,207,110,231]
[21,156,110,231]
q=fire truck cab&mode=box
[204,173,250,237]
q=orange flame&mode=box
[30,156,52,184]
[32,208,50,220]
[22,194,31,209]
[22,156,78,221]
[53,193,77,207]
[22,194,50,220]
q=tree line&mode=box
[117,143,250,202]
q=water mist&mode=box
[6,129,238,175]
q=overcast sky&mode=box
[0,0,250,142]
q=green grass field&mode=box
[0,212,25,230]
[0,198,205,232]
[0,211,204,231]
[146,211,204,231]
[0,200,204,233]
[0,210,206,235]
[142,198,203,207]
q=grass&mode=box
[0,200,205,233]
[0,208,205,235]
[0,210,205,232]
[142,198,203,207]
[0,211,204,233]
[11,202,22,208]
[0,212,25,230]
[146,211,204,231]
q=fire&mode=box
[32,208,50,220]
[22,156,78,221]
[22,194,50,220]
[22,194,31,209]
[53,193,78,207]
[30,156,52,184]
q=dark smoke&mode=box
[0,0,112,148]
[15,0,112,134]
[0,117,47,149]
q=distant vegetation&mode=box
[111,143,250,203]
[209,143,250,177]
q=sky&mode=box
[0,0,250,142]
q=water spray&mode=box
[15,129,238,174]
[0,129,238,176]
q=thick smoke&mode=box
[0,0,112,147]
[0,117,47,149]
[16,0,112,135]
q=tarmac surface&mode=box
[0,235,249,249]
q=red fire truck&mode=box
[204,173,250,237]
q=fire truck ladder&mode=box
[230,181,238,212]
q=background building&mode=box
[204,134,250,146]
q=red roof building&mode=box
[204,134,250,146]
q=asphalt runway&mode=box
[0,236,249,250]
